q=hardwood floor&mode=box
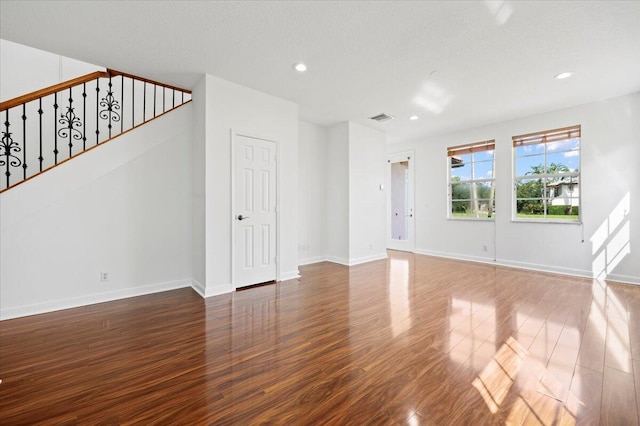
[1,251,639,425]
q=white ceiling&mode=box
[1,1,639,143]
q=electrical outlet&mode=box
[100,271,110,282]
[482,245,488,252]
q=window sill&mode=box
[448,217,496,222]
[511,219,582,225]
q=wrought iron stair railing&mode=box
[0,69,192,193]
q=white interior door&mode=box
[233,134,277,288]
[387,151,415,252]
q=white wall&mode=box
[199,74,299,296]
[298,121,387,266]
[348,122,387,263]
[389,92,640,284]
[325,122,350,263]
[298,121,327,265]
[191,76,207,291]
[0,104,194,319]
[1,39,104,101]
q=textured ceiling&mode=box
[1,1,639,143]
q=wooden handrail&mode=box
[0,71,109,111]
[1,69,192,111]
[106,69,193,94]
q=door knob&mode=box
[237,214,250,221]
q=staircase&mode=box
[0,69,192,192]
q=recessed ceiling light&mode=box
[409,115,419,120]
[293,63,307,72]
[554,71,574,80]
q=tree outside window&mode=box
[448,140,495,220]
[513,125,581,221]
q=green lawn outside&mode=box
[451,212,493,219]
[516,213,579,220]
[451,212,579,220]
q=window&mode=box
[513,125,580,221]
[447,140,495,219]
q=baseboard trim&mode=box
[415,249,496,267]
[190,279,206,297]
[279,270,301,281]
[191,280,233,298]
[322,253,389,266]
[347,252,388,266]
[325,256,350,266]
[298,256,327,266]
[0,279,191,321]
[497,258,593,279]
[414,249,636,283]
[603,273,640,286]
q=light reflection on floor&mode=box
[389,258,412,338]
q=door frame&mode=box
[230,129,280,289]
[386,150,415,252]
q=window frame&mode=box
[447,139,496,221]
[512,125,582,223]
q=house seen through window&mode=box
[513,125,581,221]
[447,140,495,219]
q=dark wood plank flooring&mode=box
[1,251,639,425]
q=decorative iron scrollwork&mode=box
[58,106,83,141]
[99,86,121,125]
[1,121,22,182]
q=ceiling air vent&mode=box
[369,113,395,123]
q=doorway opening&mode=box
[387,152,415,252]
